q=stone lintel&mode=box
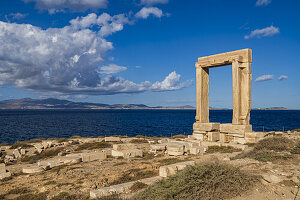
[220,124,252,135]
[197,49,252,68]
[193,122,220,132]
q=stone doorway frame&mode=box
[193,49,253,139]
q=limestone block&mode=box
[233,137,247,144]
[113,143,137,151]
[188,135,195,140]
[0,172,11,180]
[193,122,220,132]
[33,143,44,150]
[220,124,252,134]
[90,176,162,198]
[111,149,143,158]
[193,133,205,141]
[158,139,168,144]
[23,165,44,174]
[200,141,221,147]
[20,149,27,155]
[208,132,220,142]
[60,156,82,164]
[245,132,266,139]
[105,137,121,142]
[0,163,6,174]
[159,161,195,177]
[219,133,227,143]
[150,144,166,153]
[13,149,21,159]
[166,144,184,156]
[81,152,106,162]
[189,147,207,155]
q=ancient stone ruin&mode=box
[193,49,262,143]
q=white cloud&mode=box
[256,0,271,6]
[255,75,274,82]
[140,0,169,6]
[0,14,189,95]
[135,7,163,19]
[244,25,279,39]
[99,64,127,74]
[278,75,288,81]
[23,0,107,13]
[5,13,27,22]
[150,71,192,91]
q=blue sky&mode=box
[0,0,299,108]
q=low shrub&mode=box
[21,147,64,163]
[10,141,34,149]
[110,169,157,186]
[76,142,112,151]
[50,192,89,200]
[290,143,300,154]
[206,145,241,154]
[13,192,48,200]
[135,163,258,200]
[130,181,148,192]
[254,136,294,152]
[129,139,148,144]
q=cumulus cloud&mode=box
[150,71,192,91]
[140,0,169,6]
[23,0,107,13]
[256,0,271,6]
[278,75,288,81]
[0,14,189,96]
[5,13,27,22]
[244,25,279,39]
[99,64,127,74]
[255,75,274,82]
[135,7,163,19]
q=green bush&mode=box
[21,147,64,163]
[206,145,241,154]
[254,137,294,152]
[135,163,258,200]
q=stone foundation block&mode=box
[193,133,205,141]
[200,141,221,147]
[219,133,227,143]
[113,143,137,151]
[159,161,195,177]
[105,137,121,142]
[23,165,44,174]
[166,144,184,156]
[208,132,220,142]
[193,122,220,132]
[0,163,6,174]
[245,132,266,139]
[0,172,11,180]
[220,124,252,135]
[189,147,207,155]
[233,137,247,144]
[150,144,167,153]
[13,149,21,159]
[112,149,143,158]
[81,152,106,162]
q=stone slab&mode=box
[0,163,6,174]
[111,149,143,158]
[150,144,166,153]
[166,143,185,156]
[23,165,44,174]
[220,124,252,134]
[193,122,220,132]
[208,132,220,142]
[81,152,106,162]
[159,161,195,177]
[13,149,21,159]
[113,143,137,151]
[90,176,162,199]
[0,172,11,180]
[105,137,121,142]
[189,147,207,155]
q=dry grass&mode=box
[171,135,188,139]
[129,139,148,144]
[50,192,89,200]
[158,158,181,166]
[135,163,258,200]
[206,145,242,154]
[10,141,34,149]
[109,168,158,186]
[233,136,295,162]
[290,142,300,154]
[21,147,64,163]
[130,181,148,192]
[76,142,112,151]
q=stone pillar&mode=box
[195,63,209,123]
[239,62,252,125]
[232,59,241,125]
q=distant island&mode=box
[0,98,295,110]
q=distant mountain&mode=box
[253,107,289,110]
[0,98,195,110]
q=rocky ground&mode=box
[0,131,299,200]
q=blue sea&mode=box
[0,109,299,144]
